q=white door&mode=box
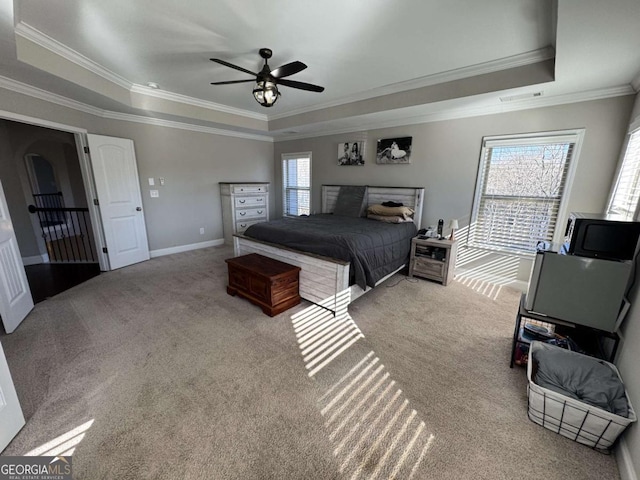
[0,180,34,334]
[87,134,150,270]
[0,341,25,452]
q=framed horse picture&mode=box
[376,137,412,164]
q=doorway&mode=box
[1,110,151,334]
[0,119,101,305]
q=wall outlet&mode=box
[150,190,159,198]
[199,227,205,235]
[159,177,165,186]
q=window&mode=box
[607,128,640,220]
[282,152,311,216]
[470,131,582,254]
[25,154,60,195]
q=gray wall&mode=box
[274,96,634,284]
[615,92,640,478]
[274,97,633,228]
[88,120,274,251]
[0,88,274,253]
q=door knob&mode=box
[136,207,142,211]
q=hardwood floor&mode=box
[25,263,100,304]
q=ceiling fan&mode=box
[210,48,325,107]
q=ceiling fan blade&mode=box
[210,58,257,77]
[277,78,325,93]
[210,79,256,85]
[271,61,307,79]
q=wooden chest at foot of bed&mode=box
[225,253,301,316]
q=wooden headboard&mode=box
[321,185,424,229]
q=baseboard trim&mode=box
[616,438,638,480]
[454,267,529,292]
[506,279,529,292]
[149,239,225,258]
[21,254,48,266]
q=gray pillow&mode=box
[333,186,368,217]
[533,347,629,417]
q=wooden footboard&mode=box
[234,234,405,314]
[234,234,351,310]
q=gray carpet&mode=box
[0,246,620,479]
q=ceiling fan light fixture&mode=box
[211,48,323,106]
[253,80,280,107]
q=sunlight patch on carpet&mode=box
[291,292,434,478]
[24,419,94,457]
[455,254,519,300]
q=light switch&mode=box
[150,190,159,198]
[159,177,165,186]
[148,177,155,186]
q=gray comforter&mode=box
[244,214,417,289]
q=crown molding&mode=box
[15,22,268,122]
[631,71,640,92]
[0,75,273,142]
[274,85,634,142]
[15,22,132,90]
[1,72,631,146]
[15,22,268,121]
[130,84,268,121]
[0,74,105,116]
[102,111,273,142]
[269,47,556,121]
[11,22,570,136]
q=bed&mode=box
[233,185,424,313]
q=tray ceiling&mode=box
[1,0,639,139]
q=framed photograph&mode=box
[376,136,412,164]
[338,141,365,166]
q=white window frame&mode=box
[469,129,583,255]
[606,120,640,220]
[281,152,312,217]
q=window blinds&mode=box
[282,154,311,216]
[471,137,576,254]
[607,129,640,220]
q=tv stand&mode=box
[510,293,620,367]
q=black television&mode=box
[565,212,640,261]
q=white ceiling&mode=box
[1,0,639,140]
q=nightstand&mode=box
[408,237,458,285]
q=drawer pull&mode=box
[257,210,263,214]
[240,223,247,228]
[239,212,246,216]
[239,199,246,204]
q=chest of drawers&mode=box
[220,183,269,244]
